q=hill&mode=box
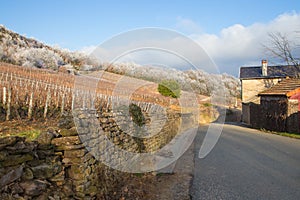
[0,25,240,104]
[0,25,98,70]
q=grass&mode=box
[13,129,42,141]
[270,131,300,139]
[260,129,300,139]
[0,122,42,141]
[203,102,212,107]
[133,173,144,178]
[0,129,42,141]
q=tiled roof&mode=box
[258,78,300,97]
[240,65,297,79]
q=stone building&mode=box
[257,78,300,133]
[239,60,296,125]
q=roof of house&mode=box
[258,78,300,97]
[240,65,297,79]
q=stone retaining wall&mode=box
[0,129,109,199]
[0,103,195,199]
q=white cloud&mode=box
[85,28,219,73]
[175,16,203,34]
[192,12,300,75]
[80,12,300,76]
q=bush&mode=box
[158,79,181,98]
[203,102,212,107]
[129,103,145,127]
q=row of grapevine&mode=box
[0,72,73,120]
[0,63,171,121]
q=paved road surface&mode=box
[191,124,300,200]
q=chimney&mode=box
[262,59,268,76]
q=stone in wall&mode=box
[0,100,195,199]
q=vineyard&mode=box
[0,62,175,121]
[0,62,197,200]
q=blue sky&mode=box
[1,0,299,75]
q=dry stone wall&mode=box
[1,103,194,199]
[0,129,105,199]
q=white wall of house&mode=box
[241,78,281,103]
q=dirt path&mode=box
[142,139,195,200]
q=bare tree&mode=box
[264,32,300,77]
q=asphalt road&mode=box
[191,124,300,200]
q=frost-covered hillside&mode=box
[106,63,240,101]
[0,25,240,103]
[0,25,97,70]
